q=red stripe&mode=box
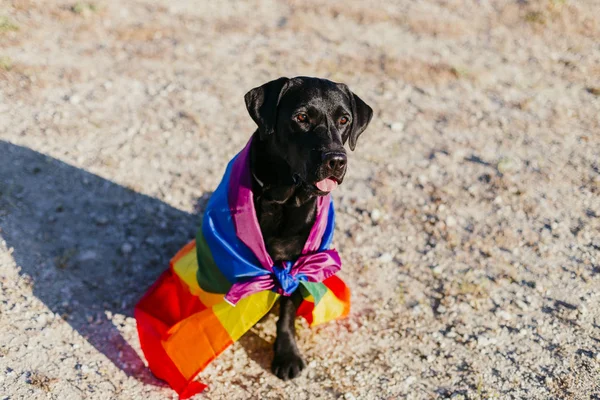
[296,298,315,325]
[135,270,208,398]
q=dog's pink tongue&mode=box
[315,178,338,192]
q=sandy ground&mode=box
[1,0,600,399]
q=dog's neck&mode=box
[249,135,317,207]
[249,134,318,262]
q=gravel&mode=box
[1,0,600,399]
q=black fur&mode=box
[245,76,372,380]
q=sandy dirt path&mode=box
[1,0,599,398]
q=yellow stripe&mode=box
[172,243,224,307]
[310,289,346,326]
[197,289,225,308]
[213,291,279,341]
[172,244,201,294]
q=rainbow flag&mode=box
[135,138,350,398]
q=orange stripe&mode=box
[162,308,233,380]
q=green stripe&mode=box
[196,228,233,294]
[299,281,328,304]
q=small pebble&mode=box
[377,253,393,263]
[121,243,133,255]
[477,336,497,347]
[497,310,513,321]
[390,122,404,132]
[36,314,48,327]
[432,265,444,275]
[78,250,97,261]
[445,216,457,227]
[370,208,382,223]
[95,216,109,225]
[68,94,81,104]
[516,300,529,311]
[404,376,417,387]
[497,157,518,174]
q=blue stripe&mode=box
[319,200,335,251]
[201,155,336,285]
[201,156,267,283]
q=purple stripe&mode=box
[302,195,330,254]
[224,137,337,305]
[223,275,275,305]
[292,249,341,282]
[227,139,274,271]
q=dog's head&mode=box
[245,76,373,195]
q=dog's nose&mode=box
[321,152,347,175]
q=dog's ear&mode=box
[244,77,290,140]
[340,85,373,151]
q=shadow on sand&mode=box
[0,141,204,386]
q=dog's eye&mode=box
[295,113,308,123]
[339,116,349,125]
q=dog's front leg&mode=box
[272,296,305,380]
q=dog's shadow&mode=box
[238,331,274,373]
[0,141,211,385]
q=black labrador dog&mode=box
[244,76,373,380]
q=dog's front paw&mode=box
[271,351,306,380]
